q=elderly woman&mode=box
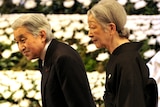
[87,0,158,107]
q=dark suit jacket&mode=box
[39,39,96,107]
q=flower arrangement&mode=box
[0,70,105,107]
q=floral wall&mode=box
[0,0,160,107]
[0,14,160,71]
[0,14,160,107]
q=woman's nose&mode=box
[88,30,93,38]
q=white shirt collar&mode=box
[40,40,51,61]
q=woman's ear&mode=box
[109,23,116,31]
[108,23,117,35]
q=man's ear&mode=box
[40,30,47,42]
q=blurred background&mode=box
[0,0,160,107]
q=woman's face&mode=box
[14,26,46,60]
[87,14,111,49]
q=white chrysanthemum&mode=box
[63,30,73,40]
[5,27,13,35]
[2,49,12,59]
[0,85,7,93]
[26,90,36,98]
[134,31,147,41]
[49,21,61,31]
[24,0,37,9]
[96,52,109,61]
[0,21,9,28]
[63,0,75,8]
[0,29,4,35]
[74,31,84,40]
[22,80,34,91]
[53,30,64,39]
[0,0,3,6]
[0,102,12,107]
[80,35,91,45]
[148,37,156,45]
[10,81,21,92]
[34,92,41,100]
[71,44,78,50]
[117,0,127,5]
[134,0,147,10]
[19,99,31,107]
[11,43,19,53]
[40,0,52,6]
[86,44,97,53]
[2,91,12,99]
[12,90,25,101]
[143,49,156,59]
[60,20,71,27]
[156,36,160,44]
[12,0,21,6]
[130,0,139,3]
[0,35,12,44]
[83,0,91,7]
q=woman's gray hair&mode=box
[87,0,129,38]
[12,13,53,42]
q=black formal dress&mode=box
[104,42,152,107]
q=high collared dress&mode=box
[103,42,154,107]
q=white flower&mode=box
[34,92,41,100]
[130,0,139,3]
[63,0,75,8]
[19,99,31,107]
[134,31,147,41]
[71,44,78,50]
[24,0,37,9]
[26,90,36,98]
[12,0,21,6]
[96,52,109,61]
[40,0,52,6]
[2,91,12,99]
[12,90,25,101]
[134,0,147,10]
[86,44,97,53]
[80,35,91,45]
[10,81,21,92]
[143,49,156,59]
[0,21,9,28]
[83,0,91,7]
[148,37,156,45]
[156,36,160,44]
[0,0,3,6]
[0,85,7,93]
[117,0,127,5]
[54,30,64,39]
[0,35,12,44]
[74,31,85,40]
[11,43,19,53]
[22,80,34,91]
[2,49,12,59]
[0,102,12,107]
[5,27,13,35]
[63,30,73,40]
[0,29,4,35]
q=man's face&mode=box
[14,26,46,60]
